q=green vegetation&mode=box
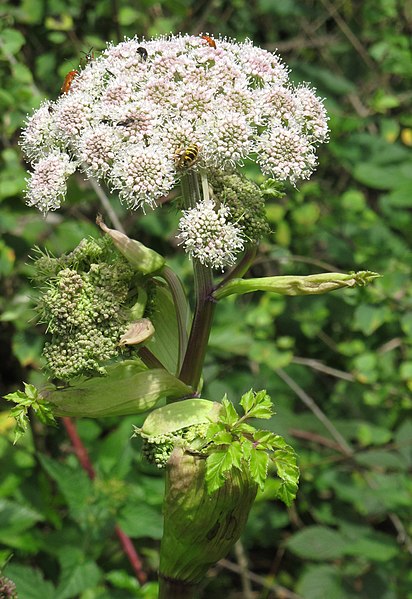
[1,1,411,598]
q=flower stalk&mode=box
[178,172,216,392]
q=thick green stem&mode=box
[158,576,200,599]
[178,171,215,391]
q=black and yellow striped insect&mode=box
[174,144,200,169]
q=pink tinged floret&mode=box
[21,33,329,213]
[110,145,176,209]
[25,153,77,212]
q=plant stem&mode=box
[158,576,200,599]
[213,243,257,295]
[178,172,216,391]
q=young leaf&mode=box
[241,438,254,462]
[272,448,300,507]
[242,390,273,419]
[239,389,255,414]
[249,448,269,490]
[211,430,233,445]
[228,440,243,470]
[220,396,239,426]
[206,449,233,493]
[4,383,56,443]
[253,430,288,451]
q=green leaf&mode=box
[272,448,300,506]
[0,499,43,536]
[343,532,399,562]
[249,448,269,490]
[206,449,233,493]
[239,389,255,414]
[117,503,163,540]
[3,564,55,599]
[240,389,273,419]
[253,430,287,450]
[46,360,192,417]
[0,29,25,55]
[55,548,101,599]
[211,430,233,445]
[228,440,243,469]
[297,564,350,599]
[287,526,348,560]
[220,396,239,426]
[38,455,93,518]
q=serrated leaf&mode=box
[212,430,233,445]
[272,448,300,506]
[240,389,273,420]
[249,448,269,489]
[220,397,239,426]
[228,440,243,469]
[241,438,254,461]
[206,449,233,493]
[239,389,254,414]
[253,430,287,450]
[235,422,258,435]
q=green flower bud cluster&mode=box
[34,237,136,380]
[0,575,17,599]
[142,423,209,469]
[208,171,271,243]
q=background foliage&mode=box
[1,1,411,597]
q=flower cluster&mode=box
[34,237,136,380]
[141,423,209,468]
[208,171,271,242]
[21,34,329,213]
[177,199,244,269]
[0,575,17,599]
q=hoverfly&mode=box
[175,144,200,169]
[200,35,216,49]
[61,70,79,94]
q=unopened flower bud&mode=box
[97,215,165,274]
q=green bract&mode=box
[44,360,192,417]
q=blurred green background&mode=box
[1,1,412,597]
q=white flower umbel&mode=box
[21,34,329,212]
[177,199,244,270]
[25,152,77,213]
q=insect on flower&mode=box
[61,70,79,94]
[80,47,95,67]
[200,35,216,49]
[137,47,148,61]
[175,144,200,169]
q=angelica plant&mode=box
[7,33,381,599]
